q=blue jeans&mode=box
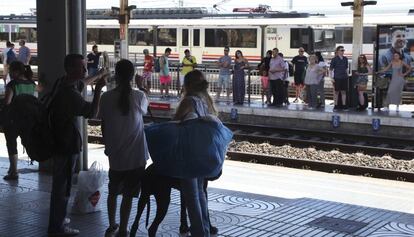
[88,67,98,77]
[180,178,210,237]
[48,154,77,233]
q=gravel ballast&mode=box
[228,141,414,172]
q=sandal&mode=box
[3,173,18,181]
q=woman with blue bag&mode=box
[145,70,232,236]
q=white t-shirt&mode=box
[99,88,149,171]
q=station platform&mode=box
[147,95,414,138]
[1,134,414,237]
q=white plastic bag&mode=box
[71,161,106,214]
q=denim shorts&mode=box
[218,74,230,89]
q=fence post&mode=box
[248,68,251,104]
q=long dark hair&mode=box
[358,54,369,67]
[9,61,25,79]
[315,52,324,62]
[115,59,134,115]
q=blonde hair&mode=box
[174,70,217,120]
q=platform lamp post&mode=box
[341,0,377,71]
[111,0,136,59]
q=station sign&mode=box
[332,115,340,128]
[149,102,171,111]
[0,24,19,33]
[230,108,238,121]
[372,118,381,131]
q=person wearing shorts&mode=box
[99,59,149,237]
[142,49,153,93]
[330,46,349,111]
[160,48,172,98]
[291,47,308,103]
[216,46,232,101]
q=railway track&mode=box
[88,117,414,181]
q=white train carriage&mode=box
[1,14,414,64]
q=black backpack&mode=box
[7,80,60,162]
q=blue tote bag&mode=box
[144,117,233,179]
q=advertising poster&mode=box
[377,25,414,91]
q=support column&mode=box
[37,0,67,172]
[351,0,364,70]
[37,0,87,172]
[153,26,158,58]
[67,0,87,171]
[260,25,267,59]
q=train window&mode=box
[30,28,37,43]
[157,28,177,46]
[129,28,153,46]
[87,28,100,44]
[11,28,34,42]
[193,29,200,46]
[267,28,277,34]
[0,33,8,42]
[363,27,376,44]
[182,29,188,46]
[335,27,352,44]
[205,28,257,48]
[100,29,120,44]
[290,28,310,49]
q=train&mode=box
[1,12,414,64]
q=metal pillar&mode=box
[67,0,87,171]
[260,25,267,59]
[37,0,67,172]
[351,0,364,71]
[37,0,87,172]
[153,26,158,58]
[119,0,129,59]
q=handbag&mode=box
[145,116,233,179]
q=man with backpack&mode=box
[47,54,106,236]
[159,48,172,99]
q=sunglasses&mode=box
[339,49,345,52]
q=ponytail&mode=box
[115,59,135,115]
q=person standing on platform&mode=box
[268,48,287,107]
[216,46,232,101]
[17,39,31,65]
[142,49,153,94]
[86,45,102,92]
[160,48,172,99]
[232,50,249,105]
[291,47,308,103]
[100,59,148,237]
[179,49,197,97]
[257,50,272,104]
[48,54,106,236]
[278,52,290,106]
[315,52,327,108]
[1,41,12,86]
[330,46,349,111]
[355,54,371,111]
[304,55,325,109]
[174,70,218,237]
[378,52,411,112]
[2,61,36,181]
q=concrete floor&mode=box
[1,135,414,236]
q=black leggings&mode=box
[4,125,18,156]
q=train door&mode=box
[181,27,203,63]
